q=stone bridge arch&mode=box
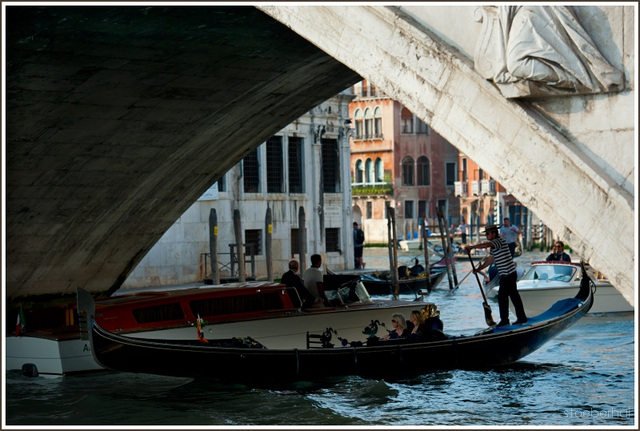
[4,5,634,307]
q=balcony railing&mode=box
[471,180,480,196]
[454,180,496,197]
[354,133,384,141]
[482,179,496,196]
[351,182,393,196]
[454,181,468,197]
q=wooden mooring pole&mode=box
[437,208,455,290]
[298,206,307,273]
[388,206,399,299]
[233,209,246,282]
[265,206,273,282]
[209,208,220,285]
[422,220,432,291]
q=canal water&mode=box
[4,248,636,427]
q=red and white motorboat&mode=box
[6,279,429,376]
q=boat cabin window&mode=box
[190,292,284,317]
[132,302,185,324]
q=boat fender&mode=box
[21,363,39,378]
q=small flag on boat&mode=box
[196,314,209,343]
[15,304,25,336]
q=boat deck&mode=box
[12,325,82,342]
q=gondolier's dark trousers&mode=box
[498,271,527,323]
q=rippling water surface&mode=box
[4,249,636,427]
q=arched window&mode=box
[375,158,384,183]
[354,109,363,140]
[402,156,414,186]
[364,108,373,139]
[355,159,364,184]
[417,156,430,186]
[365,158,373,184]
[401,107,413,134]
[374,107,383,138]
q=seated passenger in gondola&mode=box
[408,310,446,342]
[381,313,410,339]
[407,310,426,341]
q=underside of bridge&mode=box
[5,6,360,301]
[4,5,635,308]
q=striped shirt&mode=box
[490,237,516,276]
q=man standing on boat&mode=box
[499,217,520,258]
[464,225,528,327]
[302,254,329,308]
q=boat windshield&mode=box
[329,281,374,305]
[354,281,373,304]
[522,264,576,283]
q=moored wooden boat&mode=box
[359,269,446,295]
[77,270,593,382]
[334,255,452,296]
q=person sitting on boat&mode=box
[407,310,426,340]
[302,254,330,308]
[409,258,425,277]
[408,310,446,342]
[515,262,524,280]
[381,313,410,339]
[482,261,523,284]
[281,259,315,308]
[546,241,572,262]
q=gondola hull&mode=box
[78,274,593,382]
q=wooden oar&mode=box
[467,250,496,326]
[450,256,489,293]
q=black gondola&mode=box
[359,268,447,295]
[77,264,593,383]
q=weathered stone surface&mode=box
[6,6,360,298]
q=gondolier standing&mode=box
[463,225,527,327]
